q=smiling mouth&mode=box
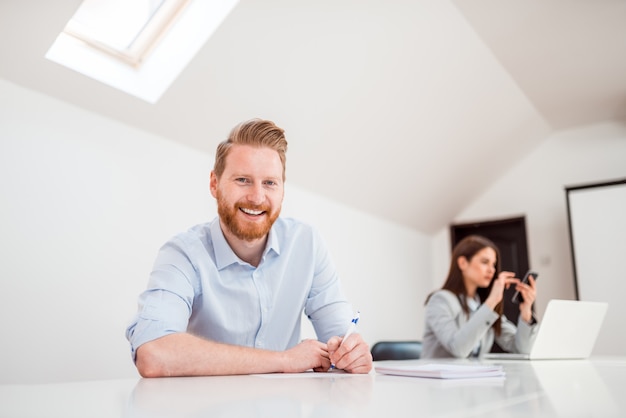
[240,207,265,216]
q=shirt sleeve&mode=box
[425,291,499,358]
[125,237,197,361]
[303,228,353,343]
[495,314,539,354]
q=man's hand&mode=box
[282,339,332,373]
[327,333,372,374]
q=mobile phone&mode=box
[511,270,539,304]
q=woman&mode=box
[421,235,538,359]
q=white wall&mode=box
[0,79,430,384]
[432,122,626,354]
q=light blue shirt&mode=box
[126,217,353,360]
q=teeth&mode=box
[241,208,263,215]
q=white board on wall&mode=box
[566,179,626,355]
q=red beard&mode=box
[216,191,280,241]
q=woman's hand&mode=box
[517,274,537,323]
[484,271,518,310]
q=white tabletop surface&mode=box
[1,357,625,417]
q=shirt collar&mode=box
[210,217,281,270]
[466,295,480,311]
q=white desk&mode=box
[1,357,625,417]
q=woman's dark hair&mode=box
[426,235,503,335]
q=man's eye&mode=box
[265,180,276,186]
[236,178,249,184]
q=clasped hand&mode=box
[286,334,372,374]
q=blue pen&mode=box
[330,311,360,369]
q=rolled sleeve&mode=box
[125,288,192,361]
[126,241,197,361]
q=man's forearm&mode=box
[135,333,289,377]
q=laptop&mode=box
[483,299,608,360]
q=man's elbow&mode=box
[135,343,168,378]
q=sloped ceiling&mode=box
[1,0,625,234]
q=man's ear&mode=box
[209,171,218,198]
[457,256,468,271]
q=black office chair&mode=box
[371,340,422,361]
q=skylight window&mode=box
[46,0,239,103]
[64,0,187,68]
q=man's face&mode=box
[211,144,284,241]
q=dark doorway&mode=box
[450,216,530,352]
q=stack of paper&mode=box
[375,363,505,379]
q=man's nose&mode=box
[246,182,265,204]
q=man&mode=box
[126,118,372,376]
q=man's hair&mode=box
[213,119,288,180]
